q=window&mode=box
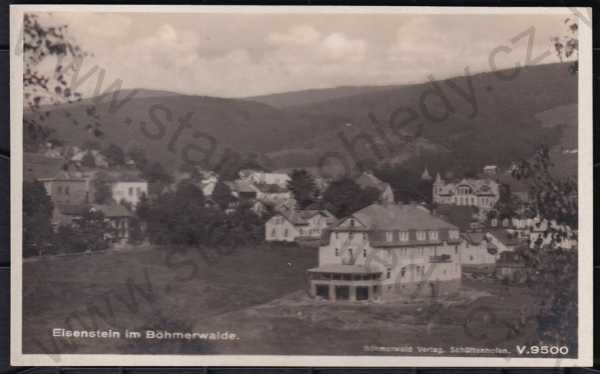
[416,231,426,241]
[349,219,355,227]
[400,267,406,277]
[469,255,474,261]
[129,187,133,196]
[348,248,353,257]
[449,230,459,240]
[57,186,63,194]
[136,187,141,195]
[386,231,393,242]
[386,268,391,279]
[284,229,288,237]
[349,232,354,240]
[64,186,70,195]
[428,231,438,241]
[399,231,409,241]
[271,228,276,237]
[335,248,339,256]
[363,249,367,258]
[363,233,367,240]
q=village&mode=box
[23,139,578,304]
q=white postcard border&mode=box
[9,4,593,367]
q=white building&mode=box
[308,203,462,302]
[110,176,148,207]
[265,209,336,242]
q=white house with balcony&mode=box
[308,203,462,302]
[433,172,499,211]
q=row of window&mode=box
[387,262,460,279]
[334,248,368,258]
[334,230,460,242]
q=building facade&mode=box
[308,203,462,302]
[433,172,499,211]
[265,209,336,242]
[111,178,148,207]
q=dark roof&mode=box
[91,204,132,217]
[55,203,89,216]
[343,203,457,231]
[55,203,132,218]
[487,229,521,247]
[435,205,479,231]
[23,153,66,181]
[462,232,486,245]
[254,183,288,193]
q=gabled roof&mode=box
[338,203,457,231]
[276,209,336,226]
[487,229,521,247]
[91,204,132,218]
[24,153,66,181]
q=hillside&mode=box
[25,63,577,176]
[25,90,339,171]
[246,85,398,109]
[264,63,577,175]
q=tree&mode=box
[104,143,125,166]
[212,181,235,210]
[322,178,379,218]
[127,146,148,171]
[143,162,172,184]
[552,17,579,74]
[510,145,578,347]
[494,183,519,219]
[23,181,55,257]
[81,151,96,168]
[77,209,111,251]
[92,172,113,204]
[23,14,89,150]
[287,169,318,209]
[374,165,433,204]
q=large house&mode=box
[433,171,500,211]
[39,173,93,205]
[308,203,462,302]
[52,203,133,242]
[265,209,336,242]
[354,171,394,203]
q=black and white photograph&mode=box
[10,5,593,367]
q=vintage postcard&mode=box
[10,5,593,367]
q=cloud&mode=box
[28,12,567,98]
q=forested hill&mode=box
[26,62,577,175]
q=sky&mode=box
[31,9,575,98]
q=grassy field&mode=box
[22,244,545,356]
